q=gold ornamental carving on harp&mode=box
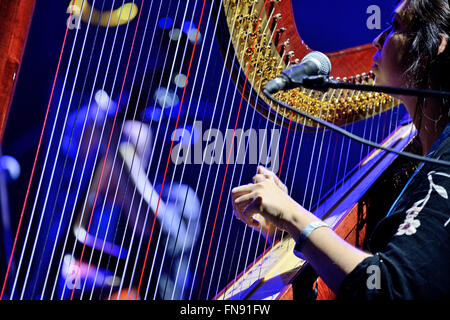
[223,0,396,129]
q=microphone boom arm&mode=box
[262,89,450,167]
[302,75,450,99]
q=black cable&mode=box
[262,90,450,167]
[302,75,450,99]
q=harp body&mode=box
[0,0,414,301]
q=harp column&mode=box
[0,0,36,144]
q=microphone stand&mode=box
[301,75,450,99]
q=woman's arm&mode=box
[287,206,372,293]
[232,166,372,293]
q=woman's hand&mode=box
[232,168,372,294]
[252,166,288,194]
[231,166,315,240]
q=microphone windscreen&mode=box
[301,51,331,75]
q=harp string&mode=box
[225,90,310,299]
[330,84,370,209]
[280,111,310,248]
[169,1,248,300]
[51,0,127,299]
[116,0,197,300]
[18,0,102,299]
[309,105,344,222]
[128,0,207,300]
[314,90,342,211]
[34,0,119,299]
[305,91,342,213]
[218,1,288,300]
[230,101,285,296]
[211,2,310,298]
[51,0,135,299]
[67,0,143,300]
[147,0,228,301]
[0,0,81,300]
[357,86,379,169]
[42,0,126,300]
[206,13,284,298]
[7,0,91,299]
[142,0,212,300]
[192,0,273,299]
[263,110,292,249]
[206,1,286,297]
[29,0,111,300]
[108,0,208,300]
[180,0,264,300]
[341,86,362,189]
[264,90,331,278]
[129,0,210,300]
[79,0,161,300]
[208,0,300,299]
[208,16,288,299]
[273,88,314,249]
[95,0,180,300]
[78,0,182,297]
[357,100,373,171]
[264,75,297,243]
[362,84,387,164]
[161,0,235,300]
[189,3,261,299]
[223,107,281,299]
[333,85,358,195]
[272,93,314,252]
[3,0,70,298]
[92,0,167,301]
[197,0,272,299]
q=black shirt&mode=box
[338,124,450,300]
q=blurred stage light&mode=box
[142,105,163,122]
[173,73,187,88]
[187,29,202,44]
[181,21,196,34]
[158,16,173,30]
[168,28,181,41]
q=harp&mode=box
[0,0,417,300]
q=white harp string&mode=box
[11,0,92,299]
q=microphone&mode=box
[264,51,332,94]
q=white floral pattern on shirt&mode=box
[395,171,450,236]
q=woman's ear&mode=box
[438,33,449,55]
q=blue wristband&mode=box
[294,220,330,254]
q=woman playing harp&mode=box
[231,0,450,299]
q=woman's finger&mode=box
[275,179,288,193]
[232,183,256,195]
[233,193,258,223]
[241,196,262,226]
[257,165,268,175]
[235,192,257,204]
[252,173,266,183]
[257,166,287,191]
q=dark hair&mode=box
[398,0,450,129]
[400,0,450,96]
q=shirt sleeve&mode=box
[337,169,450,300]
